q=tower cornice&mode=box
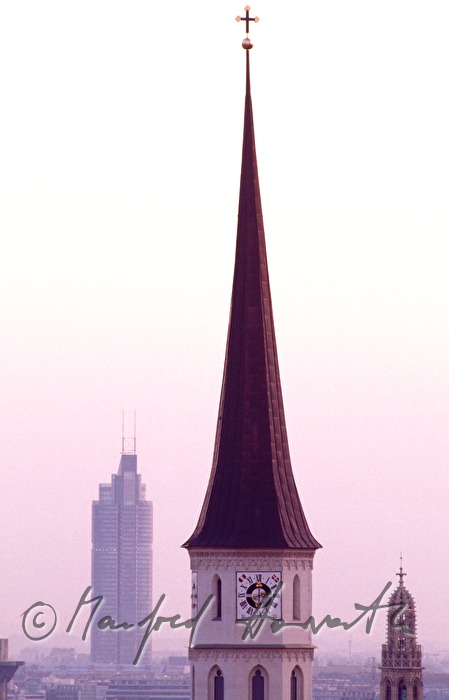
[188,548,315,571]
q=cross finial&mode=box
[235,6,259,49]
[397,552,407,586]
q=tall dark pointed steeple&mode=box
[184,36,320,550]
[185,18,319,699]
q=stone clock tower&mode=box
[183,8,321,700]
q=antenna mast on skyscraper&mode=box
[121,409,137,454]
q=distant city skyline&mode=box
[0,0,448,660]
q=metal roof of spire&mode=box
[184,11,320,550]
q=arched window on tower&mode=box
[214,669,224,700]
[291,666,303,700]
[293,575,301,620]
[291,669,297,700]
[413,682,418,700]
[212,575,222,620]
[398,679,407,700]
[386,680,391,700]
[251,668,265,700]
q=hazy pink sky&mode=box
[1,1,449,658]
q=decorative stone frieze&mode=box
[189,550,315,572]
[189,646,315,663]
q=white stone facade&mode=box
[188,549,316,700]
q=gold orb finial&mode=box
[242,37,253,50]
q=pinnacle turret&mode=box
[380,568,424,700]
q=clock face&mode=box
[236,571,282,619]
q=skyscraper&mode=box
[184,10,321,699]
[91,438,152,665]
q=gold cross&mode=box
[235,5,259,34]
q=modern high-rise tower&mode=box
[91,436,153,665]
[380,565,424,700]
[184,9,321,699]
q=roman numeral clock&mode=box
[236,572,282,619]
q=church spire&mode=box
[184,16,320,550]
